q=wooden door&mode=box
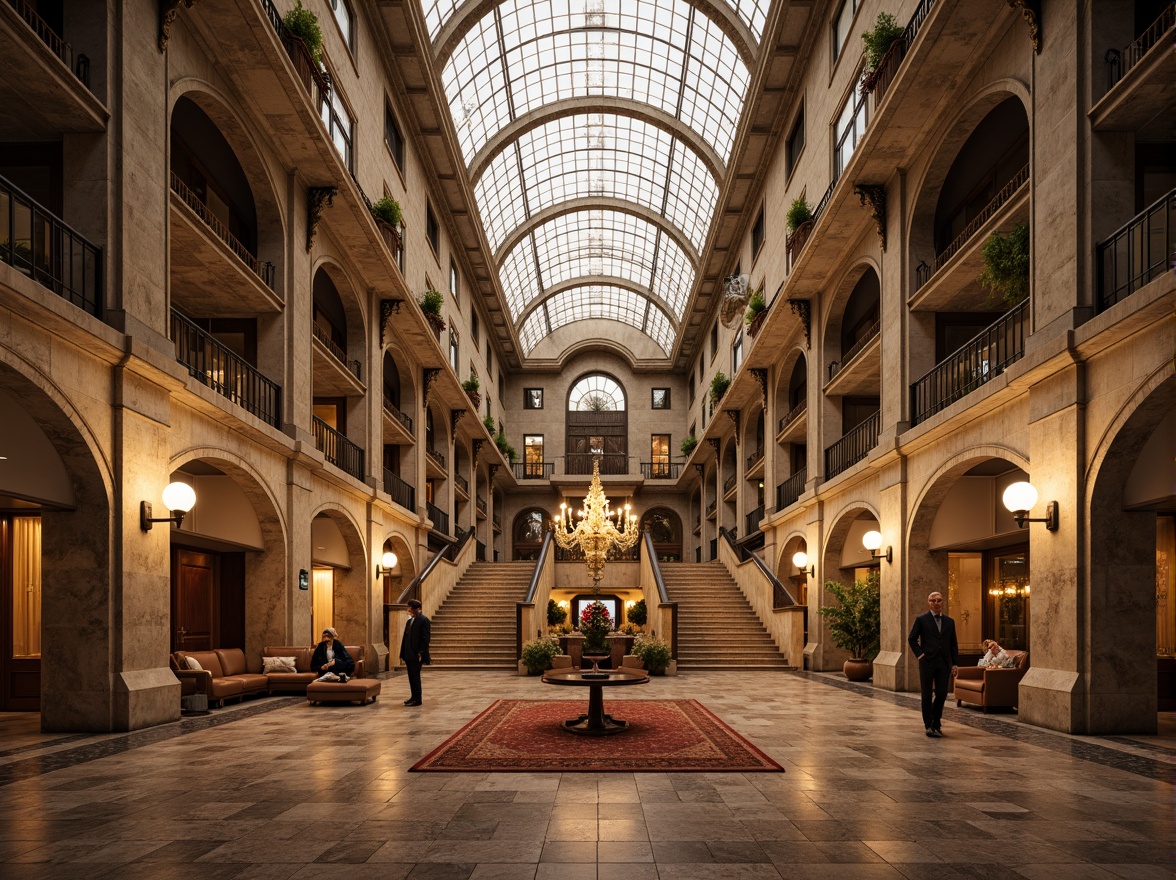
[172,548,216,652]
[1,515,41,712]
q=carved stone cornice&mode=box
[472,439,485,464]
[422,368,440,405]
[853,184,887,251]
[706,438,721,458]
[451,409,467,434]
[724,409,741,445]
[379,298,403,347]
[788,298,812,348]
[1007,0,1041,53]
[751,369,768,409]
[159,0,195,52]
[306,186,337,252]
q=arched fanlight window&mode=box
[568,375,626,411]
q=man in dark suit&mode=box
[399,599,430,706]
[908,591,958,737]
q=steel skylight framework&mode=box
[427,0,759,356]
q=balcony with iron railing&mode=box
[825,319,882,396]
[260,0,331,107]
[565,453,627,475]
[723,473,737,500]
[425,445,447,477]
[1096,4,1176,132]
[746,505,765,536]
[911,300,1028,426]
[1,173,101,318]
[693,512,701,534]
[776,399,808,443]
[705,500,717,519]
[640,461,683,480]
[867,0,939,105]
[312,416,364,481]
[825,411,880,480]
[311,322,362,383]
[426,502,449,536]
[383,468,415,512]
[476,495,487,517]
[776,468,807,511]
[381,393,414,442]
[493,509,501,531]
[745,446,765,474]
[1097,187,1175,313]
[171,310,282,428]
[5,0,93,90]
[513,461,554,480]
[454,473,469,499]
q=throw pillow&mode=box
[185,656,203,671]
[1000,654,1016,668]
[262,656,298,674]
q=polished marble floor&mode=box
[0,670,1172,880]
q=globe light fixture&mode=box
[552,458,639,591]
[375,550,399,580]
[1002,480,1058,531]
[792,550,814,577]
[141,481,197,531]
[862,529,891,563]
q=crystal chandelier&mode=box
[553,458,639,590]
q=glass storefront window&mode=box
[988,550,1030,650]
[11,517,41,659]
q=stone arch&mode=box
[776,529,813,606]
[311,259,368,369]
[820,259,881,368]
[811,503,881,672]
[513,507,549,560]
[641,507,683,561]
[309,504,369,655]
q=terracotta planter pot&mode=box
[424,312,445,341]
[843,658,872,682]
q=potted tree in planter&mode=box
[494,428,516,463]
[860,12,904,94]
[547,598,568,631]
[710,370,731,405]
[462,372,481,409]
[482,413,497,435]
[680,435,698,457]
[521,634,561,675]
[745,288,767,338]
[818,570,881,681]
[419,288,446,339]
[283,0,324,66]
[978,223,1030,307]
[632,632,671,675]
[370,196,402,252]
[626,598,647,630]
[786,197,814,260]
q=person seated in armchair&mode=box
[312,628,355,682]
[978,639,1014,668]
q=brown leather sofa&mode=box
[170,645,366,707]
[954,649,1029,711]
[261,645,365,693]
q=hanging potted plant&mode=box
[745,289,767,338]
[462,372,481,408]
[283,0,324,67]
[786,197,814,259]
[818,570,881,682]
[418,288,446,339]
[978,223,1030,307]
[710,370,731,405]
[370,196,403,252]
[860,12,904,94]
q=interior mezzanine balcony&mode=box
[312,414,364,481]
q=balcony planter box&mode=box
[376,219,401,254]
[423,311,445,340]
[786,219,814,261]
[747,309,767,338]
[465,389,481,409]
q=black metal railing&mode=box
[825,411,880,479]
[426,502,449,535]
[513,461,555,479]
[171,310,282,428]
[870,0,939,104]
[778,400,807,434]
[6,0,90,87]
[723,473,737,494]
[565,453,627,475]
[746,506,764,535]
[383,468,415,511]
[1097,187,1175,312]
[260,0,331,105]
[776,468,807,511]
[745,446,764,470]
[693,512,701,531]
[454,473,469,495]
[706,500,717,517]
[555,543,638,563]
[170,173,275,289]
[1106,3,1175,88]
[828,320,880,383]
[425,445,446,468]
[312,416,364,480]
[381,394,413,433]
[641,461,682,479]
[915,164,1030,292]
[719,527,797,608]
[476,495,487,515]
[1,173,101,317]
[311,323,361,380]
[911,300,1028,425]
[476,540,486,561]
[493,509,501,529]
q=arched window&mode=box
[641,508,682,561]
[513,508,548,560]
[566,373,629,475]
[568,375,626,411]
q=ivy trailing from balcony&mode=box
[283,0,324,66]
[979,223,1030,306]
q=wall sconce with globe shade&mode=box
[375,550,399,580]
[862,529,891,563]
[1002,481,1058,531]
[140,481,197,531]
[792,550,815,577]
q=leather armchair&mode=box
[954,649,1029,711]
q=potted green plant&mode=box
[817,570,881,681]
[627,598,647,629]
[745,289,767,337]
[547,598,568,629]
[632,632,671,675]
[370,196,403,253]
[710,370,731,405]
[521,634,561,675]
[482,413,496,435]
[680,435,698,457]
[419,288,446,337]
[494,429,516,463]
[860,12,903,92]
[786,197,815,260]
[978,223,1030,306]
[283,0,324,66]
[462,372,481,408]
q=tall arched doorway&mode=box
[566,373,627,474]
[513,508,548,560]
[641,508,682,561]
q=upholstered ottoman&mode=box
[306,678,381,705]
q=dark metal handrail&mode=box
[513,461,554,479]
[641,461,683,479]
[397,529,472,605]
[171,310,282,428]
[911,300,1028,425]
[746,506,764,535]
[260,0,331,104]
[476,495,487,515]
[723,473,737,494]
[0,172,101,317]
[915,163,1030,292]
[382,394,413,433]
[745,447,764,470]
[1107,3,1175,87]
[776,468,807,511]
[170,172,274,289]
[312,416,364,480]
[6,0,88,87]
[778,400,807,434]
[311,322,361,379]
[719,527,796,608]
[426,502,449,535]
[524,530,555,604]
[383,468,415,511]
[565,452,627,475]
[426,445,446,468]
[643,531,670,605]
[825,411,880,479]
[871,0,939,104]
[706,499,717,517]
[830,319,880,381]
[454,473,469,494]
[1097,187,1175,311]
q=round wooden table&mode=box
[541,669,649,735]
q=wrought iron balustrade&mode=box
[1,173,101,317]
[705,500,717,517]
[778,400,807,434]
[425,445,446,468]
[426,502,449,535]
[170,173,274,289]
[513,461,554,479]
[381,394,413,433]
[476,495,487,515]
[745,447,764,470]
[260,0,331,105]
[6,0,89,86]
[555,543,637,563]
[746,506,764,536]
[1097,187,1175,311]
[910,301,1028,425]
[640,461,682,479]
[311,322,361,380]
[454,473,469,495]
[383,468,415,511]
[829,319,880,382]
[312,416,364,480]
[723,474,737,494]
[171,310,282,428]
[870,0,939,104]
[825,411,880,479]
[565,453,627,475]
[1106,4,1175,87]
[776,468,807,511]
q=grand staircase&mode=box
[660,562,794,669]
[427,561,533,668]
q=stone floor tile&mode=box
[467,865,538,879]
[650,841,713,863]
[536,863,596,880]
[546,819,598,841]
[655,864,784,879]
[597,819,648,841]
[539,841,597,863]
[596,863,658,880]
[862,840,945,863]
[596,841,653,863]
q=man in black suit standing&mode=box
[908,591,958,737]
[400,599,431,706]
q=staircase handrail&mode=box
[640,530,678,661]
[716,527,805,668]
[719,527,797,608]
[517,530,556,661]
[395,528,474,606]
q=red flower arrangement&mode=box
[580,601,612,654]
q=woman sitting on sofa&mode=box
[978,639,1014,668]
[312,628,355,682]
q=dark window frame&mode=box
[523,388,544,409]
[751,207,765,259]
[651,388,671,409]
[786,105,805,179]
[384,101,405,170]
[426,203,440,257]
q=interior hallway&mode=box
[1,670,1172,880]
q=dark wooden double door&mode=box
[566,411,627,474]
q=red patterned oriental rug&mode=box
[411,699,783,773]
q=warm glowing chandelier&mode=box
[553,458,639,590]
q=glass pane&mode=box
[947,552,983,652]
[11,517,41,659]
[988,551,1030,651]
